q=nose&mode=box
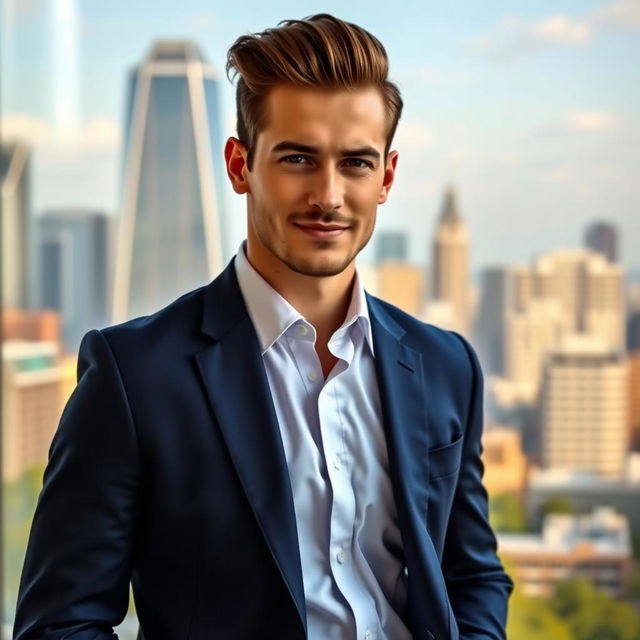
[307,166,344,213]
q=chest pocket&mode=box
[428,432,463,479]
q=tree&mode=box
[550,579,640,640]
[489,492,527,532]
[540,495,574,518]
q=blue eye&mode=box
[283,155,308,164]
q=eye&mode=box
[281,154,310,165]
[343,158,373,169]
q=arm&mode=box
[13,329,140,640]
[442,331,514,640]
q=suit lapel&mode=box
[368,296,452,639]
[367,294,431,508]
[195,260,306,635]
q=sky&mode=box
[2,0,639,276]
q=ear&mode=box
[378,150,399,205]
[224,136,250,194]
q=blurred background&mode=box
[1,1,639,638]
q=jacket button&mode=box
[426,631,436,640]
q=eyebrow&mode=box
[270,140,381,161]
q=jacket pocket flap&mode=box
[428,432,463,479]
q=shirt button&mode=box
[297,324,308,336]
[364,631,372,640]
[307,371,317,382]
[336,550,346,564]
[333,456,341,470]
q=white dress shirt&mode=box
[234,243,412,640]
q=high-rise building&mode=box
[1,141,34,309]
[585,220,618,263]
[38,208,110,354]
[541,336,628,479]
[475,266,518,376]
[629,353,640,452]
[113,40,226,322]
[490,249,626,408]
[431,186,470,334]
[376,230,407,263]
[534,249,625,350]
[627,310,640,352]
[2,340,64,481]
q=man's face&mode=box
[225,84,398,280]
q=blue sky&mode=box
[2,0,639,275]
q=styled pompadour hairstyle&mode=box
[225,13,403,170]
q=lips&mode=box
[293,222,350,239]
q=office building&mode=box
[38,208,110,354]
[113,40,226,321]
[2,340,63,481]
[498,507,633,598]
[540,336,627,479]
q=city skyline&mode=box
[1,0,638,275]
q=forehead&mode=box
[259,84,387,149]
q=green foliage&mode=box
[540,495,575,518]
[3,465,45,622]
[550,579,640,640]
[489,492,528,532]
[507,588,573,640]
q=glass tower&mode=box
[113,41,226,322]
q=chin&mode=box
[285,253,354,278]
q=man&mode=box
[14,14,512,640]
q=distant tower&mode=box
[113,40,226,322]
[431,186,470,333]
[585,221,618,263]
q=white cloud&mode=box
[465,0,639,58]
[1,114,121,151]
[1,114,51,146]
[183,12,217,31]
[566,110,616,132]
[81,118,121,150]
[531,15,592,43]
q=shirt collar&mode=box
[234,241,374,356]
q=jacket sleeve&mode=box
[13,329,140,640]
[442,331,514,640]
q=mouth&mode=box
[293,222,350,239]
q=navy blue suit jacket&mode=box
[14,257,512,640]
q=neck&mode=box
[244,243,356,341]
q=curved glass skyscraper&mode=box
[113,40,226,322]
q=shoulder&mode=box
[367,293,479,381]
[82,283,210,368]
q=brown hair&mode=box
[226,13,403,170]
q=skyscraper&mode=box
[1,141,33,309]
[38,208,110,354]
[541,336,628,479]
[431,185,470,334]
[585,220,618,263]
[113,40,226,322]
